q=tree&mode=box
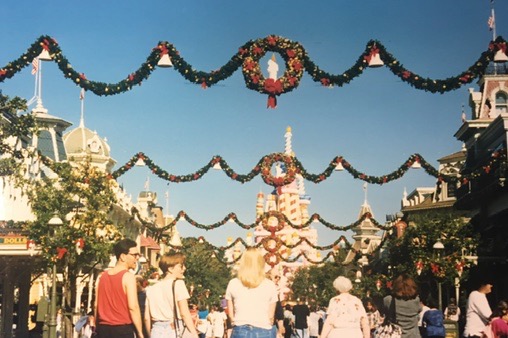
[0,91,35,176]
[23,158,121,309]
[291,261,346,307]
[179,237,232,309]
[382,210,479,300]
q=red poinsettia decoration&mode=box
[56,247,68,260]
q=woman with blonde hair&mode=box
[144,252,199,338]
[225,248,278,338]
[319,276,369,338]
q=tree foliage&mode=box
[179,237,232,309]
[291,261,346,307]
[382,210,479,298]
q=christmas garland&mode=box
[112,151,454,187]
[1,35,506,108]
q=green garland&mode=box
[112,151,454,187]
[1,35,506,107]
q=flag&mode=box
[31,57,39,75]
[488,10,495,31]
[79,88,85,100]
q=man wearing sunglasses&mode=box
[95,238,145,338]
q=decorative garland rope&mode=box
[113,151,450,186]
[1,35,506,107]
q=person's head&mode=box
[448,297,457,306]
[392,274,418,300]
[426,297,438,309]
[478,277,494,294]
[267,268,281,285]
[113,238,140,269]
[492,301,508,319]
[363,298,377,312]
[237,248,266,289]
[159,252,186,278]
[332,276,353,294]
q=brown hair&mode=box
[392,274,418,300]
[159,252,186,274]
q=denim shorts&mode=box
[231,325,276,338]
[151,321,176,338]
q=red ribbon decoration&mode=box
[56,247,68,260]
[158,44,169,57]
[267,95,277,108]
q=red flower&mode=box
[193,173,200,179]
[459,74,471,83]
[320,78,330,86]
[244,60,256,71]
[251,74,260,84]
[286,49,296,58]
[253,46,263,55]
[287,77,297,86]
[238,48,248,55]
[201,80,207,89]
[231,173,238,180]
[266,36,277,46]
[264,78,283,94]
[79,73,87,80]
[158,44,169,56]
[402,71,412,79]
[128,73,135,81]
[292,60,303,71]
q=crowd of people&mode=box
[90,239,508,338]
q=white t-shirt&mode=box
[208,311,227,337]
[146,278,190,322]
[225,277,277,330]
[464,290,492,337]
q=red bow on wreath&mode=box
[264,79,283,109]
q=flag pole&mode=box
[80,89,85,127]
[492,8,496,41]
[27,58,40,107]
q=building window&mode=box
[495,92,508,116]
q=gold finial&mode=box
[286,126,292,133]
[271,53,276,62]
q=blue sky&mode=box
[2,1,507,247]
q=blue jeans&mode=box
[232,325,276,338]
[151,321,176,338]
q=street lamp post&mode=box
[433,240,445,312]
[47,214,63,338]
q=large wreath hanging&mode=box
[241,35,305,108]
[260,210,286,233]
[260,153,297,187]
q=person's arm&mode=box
[124,273,144,338]
[178,298,199,337]
[277,319,285,337]
[268,301,276,329]
[360,316,370,338]
[94,275,100,320]
[144,296,152,336]
[319,313,334,338]
[227,300,235,326]
[474,294,492,322]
